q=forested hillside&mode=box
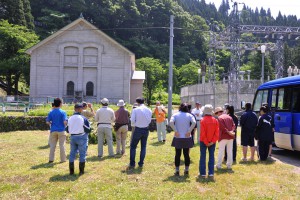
[1,0,300,100]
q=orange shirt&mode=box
[200,115,219,145]
[154,108,166,123]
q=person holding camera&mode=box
[214,107,236,170]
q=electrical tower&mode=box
[207,1,300,107]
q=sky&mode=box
[206,0,300,18]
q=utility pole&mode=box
[168,15,174,122]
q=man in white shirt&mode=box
[191,102,203,144]
[95,98,116,157]
[128,97,152,169]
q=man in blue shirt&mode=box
[127,97,152,169]
[46,98,68,163]
[66,103,91,175]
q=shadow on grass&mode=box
[163,174,191,183]
[37,145,49,150]
[239,158,276,166]
[151,141,165,146]
[215,168,235,175]
[49,174,79,182]
[239,160,258,165]
[31,162,57,169]
[196,176,215,183]
[86,155,118,162]
[121,167,143,175]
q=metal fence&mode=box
[180,80,261,109]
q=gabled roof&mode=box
[26,18,134,55]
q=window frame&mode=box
[66,81,75,96]
[275,87,292,112]
[86,81,94,96]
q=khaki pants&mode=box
[49,131,66,162]
[97,127,114,157]
[217,139,233,169]
[116,125,128,154]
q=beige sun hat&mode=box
[214,107,224,114]
[101,98,109,104]
[202,104,214,115]
[117,99,125,107]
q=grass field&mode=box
[0,130,300,200]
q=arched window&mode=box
[67,81,74,96]
[86,82,94,96]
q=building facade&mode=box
[26,18,144,104]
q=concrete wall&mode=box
[130,79,144,104]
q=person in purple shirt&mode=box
[46,98,68,163]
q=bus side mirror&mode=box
[241,101,246,110]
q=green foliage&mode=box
[0,116,48,132]
[0,20,39,94]
[151,91,181,105]
[136,57,165,104]
[0,0,34,29]
[246,51,274,80]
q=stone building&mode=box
[26,17,144,104]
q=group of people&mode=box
[46,97,274,178]
[169,101,274,179]
[46,97,153,175]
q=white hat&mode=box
[117,99,125,107]
[101,98,109,104]
[203,104,214,115]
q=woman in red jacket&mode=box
[198,104,219,179]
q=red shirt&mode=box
[217,114,236,141]
[200,116,219,146]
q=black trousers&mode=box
[175,148,190,167]
[258,140,270,161]
[224,138,237,161]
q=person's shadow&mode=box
[37,145,49,150]
[121,167,143,175]
[49,174,79,182]
[163,174,190,183]
[151,141,165,146]
[31,162,57,170]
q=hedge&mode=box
[0,116,48,132]
[0,116,173,138]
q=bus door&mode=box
[292,87,300,151]
[273,88,293,150]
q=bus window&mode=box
[277,88,292,111]
[292,88,300,112]
[271,89,277,108]
[253,90,268,112]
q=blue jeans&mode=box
[69,134,88,162]
[130,127,149,167]
[199,142,216,176]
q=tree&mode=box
[136,57,164,105]
[0,0,34,29]
[178,60,200,87]
[247,51,274,80]
[0,20,39,95]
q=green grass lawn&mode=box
[0,130,299,199]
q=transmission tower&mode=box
[207,1,300,107]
